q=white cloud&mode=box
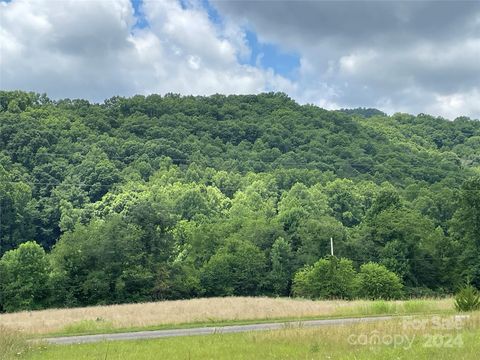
[428,89,480,120]
[1,0,478,119]
[339,51,377,75]
[0,0,293,101]
[213,0,480,119]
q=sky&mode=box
[0,0,479,119]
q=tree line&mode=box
[0,91,479,312]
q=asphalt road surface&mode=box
[42,315,394,345]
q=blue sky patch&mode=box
[202,0,300,79]
[129,0,299,79]
[131,0,149,29]
[243,30,300,80]
[201,0,223,26]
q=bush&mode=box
[454,284,480,312]
[355,262,404,300]
[0,241,51,312]
[292,256,356,299]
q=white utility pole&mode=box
[330,237,334,256]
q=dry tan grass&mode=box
[0,325,32,360]
[0,297,453,335]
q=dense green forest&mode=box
[0,90,479,312]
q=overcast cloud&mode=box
[0,0,294,101]
[0,0,479,119]
[213,0,480,118]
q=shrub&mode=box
[355,262,404,300]
[454,284,480,312]
[292,256,356,299]
[0,241,51,312]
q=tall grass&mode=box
[60,318,115,334]
[0,326,31,360]
[0,297,454,336]
[336,298,448,317]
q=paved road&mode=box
[41,315,394,345]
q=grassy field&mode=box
[0,297,454,337]
[17,312,480,360]
[0,326,34,360]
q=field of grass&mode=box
[0,297,454,336]
[0,326,33,360]
[20,312,480,360]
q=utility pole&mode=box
[330,237,334,256]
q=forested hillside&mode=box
[1,90,479,312]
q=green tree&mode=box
[355,262,404,300]
[0,166,37,256]
[292,256,356,299]
[73,147,120,202]
[152,260,201,300]
[200,239,266,296]
[50,215,153,306]
[0,241,50,312]
[351,206,440,288]
[450,176,480,287]
[268,237,293,296]
[324,179,365,226]
[295,216,346,267]
[0,91,479,307]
